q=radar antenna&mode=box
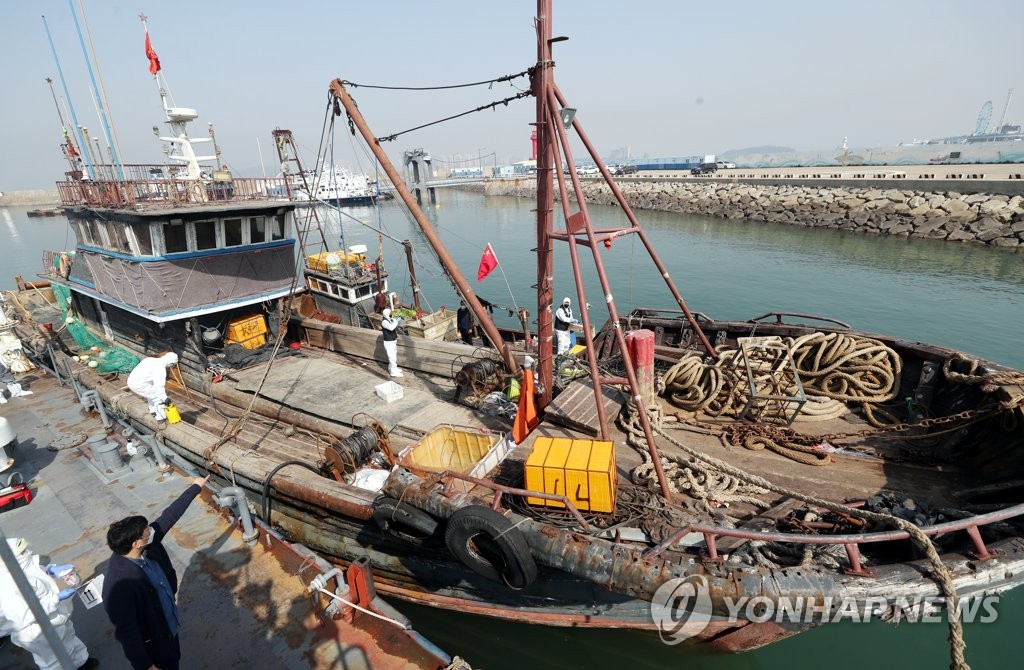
[974,100,993,135]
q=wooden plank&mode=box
[295,317,500,378]
[231,356,437,431]
[544,379,627,436]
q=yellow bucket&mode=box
[165,403,181,424]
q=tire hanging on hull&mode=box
[372,496,440,542]
[444,505,537,590]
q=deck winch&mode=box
[323,420,391,481]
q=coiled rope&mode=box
[659,332,904,464]
[790,332,902,403]
[619,398,771,508]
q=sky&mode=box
[1,0,1022,191]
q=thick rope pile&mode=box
[619,398,770,508]
[662,349,849,423]
[661,332,902,415]
[620,396,971,670]
[789,332,903,403]
[658,332,906,463]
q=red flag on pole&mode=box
[145,33,161,75]
[512,366,538,444]
[476,243,498,282]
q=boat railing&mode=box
[437,470,591,530]
[56,171,291,208]
[642,500,1024,576]
[747,312,852,329]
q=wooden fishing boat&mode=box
[7,4,1024,666]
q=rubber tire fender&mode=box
[372,497,439,542]
[444,505,538,590]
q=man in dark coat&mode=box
[456,300,475,345]
[102,476,208,670]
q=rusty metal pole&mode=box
[534,0,556,408]
[545,87,672,500]
[328,79,518,375]
[546,103,610,440]
[552,84,717,360]
[402,240,422,313]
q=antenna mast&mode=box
[997,88,1015,131]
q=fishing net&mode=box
[50,258,140,374]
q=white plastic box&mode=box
[374,380,404,403]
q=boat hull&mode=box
[11,293,1024,654]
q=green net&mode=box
[50,263,140,374]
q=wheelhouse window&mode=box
[106,222,131,253]
[164,222,188,254]
[223,218,243,247]
[129,222,154,256]
[271,214,287,241]
[85,220,102,247]
[249,216,267,244]
[194,220,217,251]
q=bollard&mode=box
[624,329,656,408]
[89,434,123,472]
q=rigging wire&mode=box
[376,91,532,143]
[320,108,436,312]
[340,69,531,92]
[326,78,531,312]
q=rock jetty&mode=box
[483,179,1024,250]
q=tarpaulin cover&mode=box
[67,245,295,316]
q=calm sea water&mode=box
[2,192,1022,667]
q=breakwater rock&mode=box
[482,179,1024,250]
[0,190,61,207]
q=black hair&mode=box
[107,515,149,555]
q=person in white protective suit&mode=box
[126,352,179,422]
[380,309,403,377]
[0,538,96,669]
[554,297,578,356]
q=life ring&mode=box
[444,505,537,590]
[372,497,439,542]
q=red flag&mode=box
[145,33,161,75]
[512,366,538,444]
[476,243,499,281]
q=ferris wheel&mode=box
[974,100,993,135]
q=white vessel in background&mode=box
[289,165,391,206]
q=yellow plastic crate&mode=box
[524,437,617,513]
[398,426,499,477]
[225,314,267,344]
[308,251,366,273]
[524,437,554,506]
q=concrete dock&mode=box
[0,370,459,670]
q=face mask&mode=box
[141,526,155,547]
